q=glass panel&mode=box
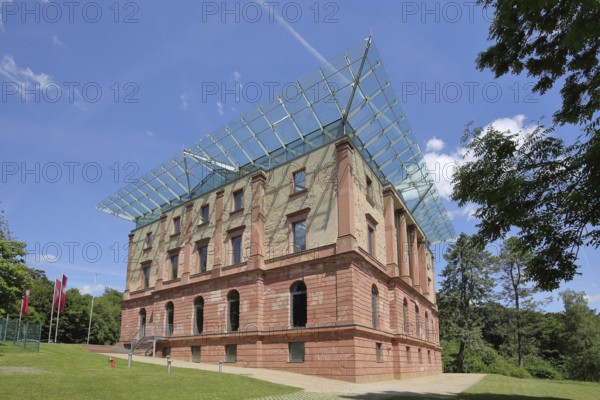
[198,246,208,273]
[225,344,237,362]
[232,236,242,264]
[289,342,305,362]
[293,220,306,253]
[293,170,306,192]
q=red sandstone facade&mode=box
[119,139,442,382]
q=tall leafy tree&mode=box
[559,290,600,382]
[477,0,599,130]
[439,233,495,372]
[0,210,33,315]
[453,124,597,290]
[455,1,600,290]
[494,237,544,367]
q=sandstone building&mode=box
[99,38,454,382]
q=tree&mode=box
[477,0,599,130]
[0,211,33,315]
[439,233,495,372]
[559,290,600,382]
[456,1,600,290]
[495,237,542,367]
[453,124,598,290]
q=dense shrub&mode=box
[525,355,562,379]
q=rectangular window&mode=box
[191,346,201,363]
[406,346,411,364]
[225,344,237,363]
[170,254,179,279]
[162,347,171,358]
[292,220,306,253]
[289,342,305,362]
[376,343,383,363]
[173,217,181,234]
[293,170,306,192]
[231,235,242,264]
[142,266,151,289]
[367,226,375,256]
[366,176,373,199]
[427,350,431,365]
[200,205,209,224]
[233,190,244,211]
[198,245,208,273]
[418,348,422,365]
[145,232,153,248]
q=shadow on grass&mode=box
[334,392,570,400]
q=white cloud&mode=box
[79,284,106,295]
[180,93,189,110]
[233,71,242,82]
[216,101,224,116]
[425,137,445,152]
[52,35,64,46]
[146,130,155,137]
[585,294,600,304]
[423,115,539,203]
[0,55,52,87]
[448,203,478,221]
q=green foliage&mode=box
[453,124,598,291]
[560,290,600,382]
[524,355,562,380]
[0,212,34,315]
[477,0,600,130]
[439,233,495,372]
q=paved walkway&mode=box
[101,352,485,399]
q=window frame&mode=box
[227,290,240,332]
[169,252,179,280]
[287,208,310,255]
[376,342,383,363]
[371,285,379,329]
[172,216,181,235]
[366,175,374,200]
[292,168,307,194]
[225,344,237,363]
[288,342,305,363]
[144,232,153,249]
[199,204,210,225]
[193,296,204,335]
[165,301,174,337]
[232,189,244,213]
[142,263,151,289]
[292,219,307,253]
[197,242,209,273]
[290,281,307,328]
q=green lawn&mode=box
[459,374,600,400]
[0,343,300,400]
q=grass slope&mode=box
[460,374,600,400]
[0,343,299,400]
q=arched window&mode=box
[425,312,429,341]
[371,285,379,329]
[139,308,146,339]
[194,297,204,334]
[415,305,420,337]
[165,302,174,337]
[402,298,408,334]
[290,281,307,328]
[227,290,240,332]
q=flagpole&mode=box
[54,279,62,343]
[86,274,97,345]
[48,282,57,343]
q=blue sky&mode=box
[1,1,597,311]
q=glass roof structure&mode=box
[98,37,455,244]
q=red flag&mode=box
[21,288,30,315]
[59,275,68,313]
[53,279,61,311]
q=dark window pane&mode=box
[194,297,204,334]
[291,281,307,328]
[198,245,208,272]
[191,346,201,363]
[225,344,237,362]
[376,343,383,362]
[228,291,240,332]
[289,342,305,362]
[143,267,150,288]
[293,170,306,192]
[232,236,242,264]
[173,217,181,234]
[171,254,179,279]
[201,205,209,223]
[234,191,244,210]
[293,220,306,253]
